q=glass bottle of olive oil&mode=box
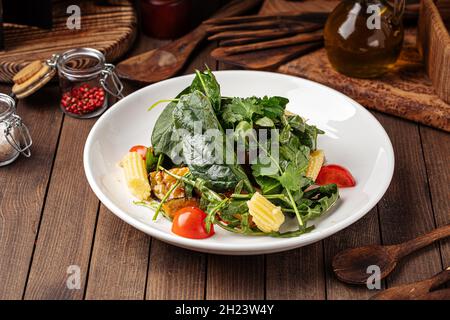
[324,0,405,78]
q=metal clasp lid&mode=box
[100,63,124,99]
[46,53,61,69]
[4,114,32,157]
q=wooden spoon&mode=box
[204,13,328,26]
[212,30,323,55]
[116,0,263,83]
[211,41,322,70]
[332,224,450,285]
[208,22,322,42]
[371,267,450,300]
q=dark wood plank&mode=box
[220,55,324,300]
[419,126,450,268]
[375,114,442,287]
[324,208,384,300]
[145,41,219,300]
[266,243,325,300]
[82,35,165,301]
[23,116,100,299]
[85,205,151,300]
[146,242,206,300]
[203,58,264,301]
[0,86,63,299]
[206,254,265,300]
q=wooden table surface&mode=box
[1,33,449,300]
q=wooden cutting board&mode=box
[0,0,137,83]
[260,0,450,132]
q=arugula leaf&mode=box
[299,184,339,221]
[278,163,303,191]
[286,114,306,132]
[221,199,248,217]
[233,120,306,227]
[279,125,292,144]
[258,96,288,119]
[283,188,304,207]
[234,180,244,194]
[232,121,280,178]
[222,97,261,125]
[255,176,282,194]
[145,147,158,172]
[221,95,288,127]
[276,132,311,192]
[297,124,325,150]
[279,137,310,167]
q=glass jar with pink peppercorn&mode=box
[55,48,124,118]
[11,48,124,119]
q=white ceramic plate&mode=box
[84,70,394,255]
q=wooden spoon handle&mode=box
[215,24,322,47]
[217,30,323,55]
[396,224,450,258]
[171,0,264,55]
[116,0,263,82]
[210,0,264,20]
[206,19,311,34]
[429,267,450,291]
[205,13,328,25]
[205,3,419,25]
[208,22,322,41]
[370,267,450,300]
[417,288,450,300]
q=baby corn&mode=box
[120,152,151,200]
[305,149,324,181]
[247,192,285,233]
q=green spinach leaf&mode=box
[191,68,221,112]
[172,91,253,192]
[255,116,275,128]
[151,86,191,159]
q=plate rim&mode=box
[83,70,395,255]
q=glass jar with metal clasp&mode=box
[52,48,124,118]
[0,94,32,166]
[12,48,124,119]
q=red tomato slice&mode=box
[172,206,215,239]
[316,164,356,188]
[129,145,148,160]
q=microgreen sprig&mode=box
[148,99,179,111]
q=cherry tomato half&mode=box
[172,206,215,239]
[316,164,356,188]
[129,145,148,160]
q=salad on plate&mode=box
[120,68,355,239]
